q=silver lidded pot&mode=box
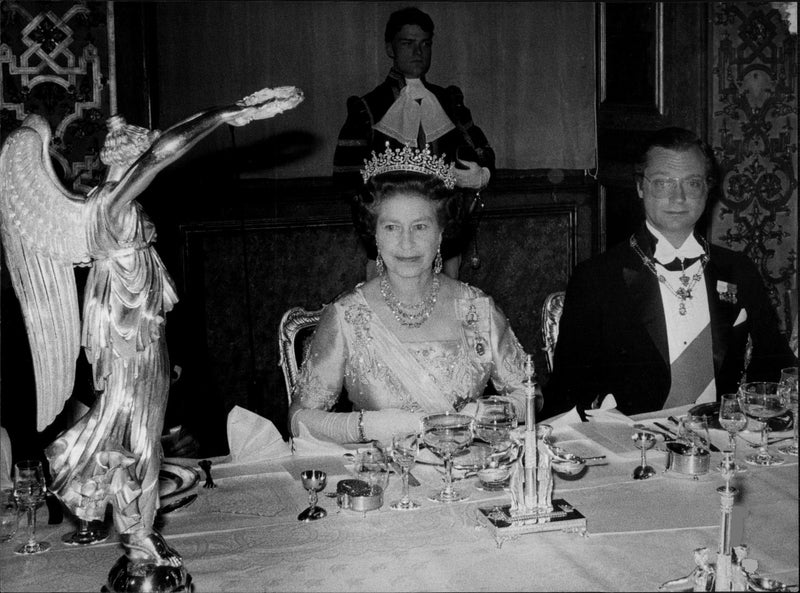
[665,441,710,476]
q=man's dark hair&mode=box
[634,126,720,235]
[385,7,434,42]
[634,127,717,188]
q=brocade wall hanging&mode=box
[0,1,114,192]
[711,2,798,346]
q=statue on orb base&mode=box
[0,86,303,592]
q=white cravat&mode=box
[647,221,706,265]
[373,78,455,147]
[647,223,716,405]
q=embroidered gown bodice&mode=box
[293,282,530,417]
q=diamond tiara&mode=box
[361,142,456,189]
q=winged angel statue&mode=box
[0,86,303,587]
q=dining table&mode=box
[1,405,797,592]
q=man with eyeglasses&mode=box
[542,127,795,418]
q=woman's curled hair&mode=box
[351,171,468,260]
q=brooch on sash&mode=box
[465,303,487,356]
[717,281,738,304]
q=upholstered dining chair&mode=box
[541,291,566,375]
[278,306,324,407]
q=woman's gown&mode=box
[292,281,530,439]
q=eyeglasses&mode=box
[643,175,707,199]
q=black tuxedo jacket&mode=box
[543,226,796,418]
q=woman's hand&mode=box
[362,409,423,444]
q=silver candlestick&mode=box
[659,451,793,592]
[476,355,587,548]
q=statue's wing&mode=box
[0,115,90,431]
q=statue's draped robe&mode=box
[46,188,178,536]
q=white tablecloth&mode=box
[1,409,797,592]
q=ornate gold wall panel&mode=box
[0,1,114,191]
[711,2,798,343]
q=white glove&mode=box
[451,159,490,190]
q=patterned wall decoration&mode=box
[711,2,798,347]
[0,1,113,192]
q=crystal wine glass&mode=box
[473,395,517,453]
[12,460,50,555]
[777,367,798,457]
[631,430,657,480]
[297,470,327,522]
[389,432,420,510]
[718,393,748,472]
[421,412,474,503]
[738,381,787,466]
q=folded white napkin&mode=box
[548,394,630,429]
[226,406,291,463]
[291,419,350,457]
[584,394,634,425]
[547,406,583,429]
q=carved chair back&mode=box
[278,306,323,406]
[541,291,566,375]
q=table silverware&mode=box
[654,422,678,438]
[633,423,674,441]
[746,435,794,448]
[199,460,216,489]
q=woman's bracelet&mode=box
[357,410,367,443]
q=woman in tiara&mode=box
[289,144,540,445]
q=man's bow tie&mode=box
[657,256,703,272]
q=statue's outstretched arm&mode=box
[108,86,303,215]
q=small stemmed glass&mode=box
[297,470,327,522]
[422,413,474,503]
[718,393,748,473]
[389,432,420,511]
[777,367,798,457]
[738,382,787,466]
[12,460,50,555]
[62,518,109,546]
[631,430,657,480]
